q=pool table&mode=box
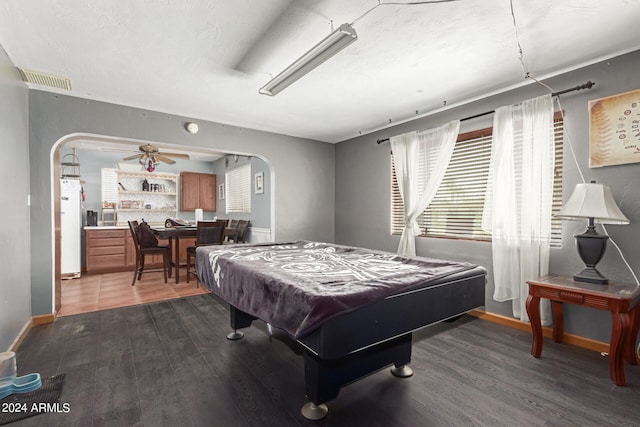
[196,241,486,419]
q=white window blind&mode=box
[225,164,251,214]
[391,114,564,246]
[101,168,118,206]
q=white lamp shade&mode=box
[556,182,630,224]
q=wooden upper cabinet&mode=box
[180,172,216,212]
[198,173,216,211]
[180,172,200,211]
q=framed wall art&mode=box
[255,172,264,194]
[589,88,640,167]
[218,183,224,200]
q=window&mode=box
[225,164,251,213]
[101,168,118,206]
[391,114,564,246]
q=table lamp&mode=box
[556,181,629,284]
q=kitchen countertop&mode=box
[84,225,129,230]
[83,224,194,230]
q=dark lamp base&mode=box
[573,223,609,285]
[573,267,608,285]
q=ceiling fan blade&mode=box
[155,155,176,164]
[122,154,140,160]
[159,152,190,159]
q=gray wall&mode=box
[336,50,640,344]
[30,91,335,315]
[0,45,31,351]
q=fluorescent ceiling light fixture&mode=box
[259,23,358,96]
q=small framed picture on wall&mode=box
[218,183,224,200]
[255,172,264,194]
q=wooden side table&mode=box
[526,274,640,386]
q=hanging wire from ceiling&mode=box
[508,0,554,93]
[350,0,462,26]
[509,0,527,79]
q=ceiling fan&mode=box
[122,144,190,171]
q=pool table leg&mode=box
[301,402,329,420]
[302,333,413,420]
[390,364,414,377]
[227,306,257,340]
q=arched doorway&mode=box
[51,133,274,316]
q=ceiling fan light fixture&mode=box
[259,23,358,96]
[124,144,190,166]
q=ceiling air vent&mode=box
[17,67,72,90]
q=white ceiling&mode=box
[1,0,640,144]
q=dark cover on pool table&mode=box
[196,241,478,338]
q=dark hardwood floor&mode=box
[12,294,640,426]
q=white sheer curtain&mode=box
[482,94,554,323]
[390,120,460,256]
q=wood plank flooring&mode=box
[13,295,640,426]
[58,270,208,317]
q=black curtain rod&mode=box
[376,80,595,144]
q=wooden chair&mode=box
[229,219,250,243]
[223,219,239,242]
[186,221,226,285]
[127,220,171,286]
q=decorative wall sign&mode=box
[589,88,640,167]
[255,172,264,194]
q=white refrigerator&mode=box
[60,179,82,278]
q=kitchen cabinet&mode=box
[180,172,216,212]
[86,227,196,275]
[86,228,127,274]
